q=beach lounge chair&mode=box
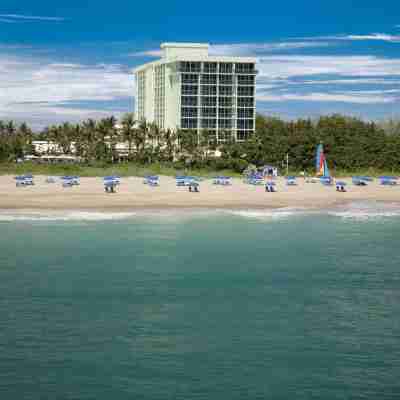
[213,176,232,186]
[62,177,74,187]
[188,182,200,192]
[176,176,196,187]
[336,181,347,192]
[352,176,369,186]
[176,176,188,186]
[143,175,159,186]
[61,176,79,187]
[246,173,264,185]
[15,176,27,187]
[286,176,297,186]
[320,176,333,186]
[305,177,318,183]
[104,180,117,193]
[265,181,276,192]
[15,175,34,187]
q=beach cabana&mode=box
[379,176,398,186]
[188,182,200,192]
[265,181,276,192]
[286,176,297,186]
[336,181,347,192]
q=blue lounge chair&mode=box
[213,176,232,186]
[15,175,34,187]
[144,175,159,186]
[143,175,159,185]
[286,176,297,186]
[265,181,276,192]
[176,176,196,186]
[62,178,74,188]
[188,182,200,192]
[61,176,79,187]
[352,176,369,186]
[104,180,117,193]
[320,176,333,186]
[246,173,264,185]
[336,181,347,192]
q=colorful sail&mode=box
[315,143,330,177]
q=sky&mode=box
[0,0,399,129]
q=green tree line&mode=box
[1,113,400,173]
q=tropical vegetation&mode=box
[1,113,400,175]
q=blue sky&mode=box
[0,0,399,129]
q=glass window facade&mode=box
[179,60,256,142]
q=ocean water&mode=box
[1,205,400,399]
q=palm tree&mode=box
[121,113,136,159]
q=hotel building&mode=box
[133,43,257,142]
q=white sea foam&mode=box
[0,210,138,222]
[0,202,400,222]
[225,208,310,220]
[326,202,400,220]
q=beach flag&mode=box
[316,143,330,177]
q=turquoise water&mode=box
[1,210,400,399]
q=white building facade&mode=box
[134,43,257,142]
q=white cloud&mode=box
[128,49,162,57]
[256,55,400,79]
[345,33,400,43]
[255,55,400,105]
[128,41,332,58]
[0,54,133,128]
[0,14,65,22]
[209,41,332,56]
[294,78,400,85]
[257,92,396,104]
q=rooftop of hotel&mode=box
[133,42,257,73]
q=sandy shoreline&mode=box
[0,175,399,212]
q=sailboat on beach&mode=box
[315,143,332,185]
[316,143,330,177]
[306,143,332,184]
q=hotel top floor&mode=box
[133,42,257,73]
[133,43,257,142]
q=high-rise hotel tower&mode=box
[133,43,257,142]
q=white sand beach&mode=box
[0,175,399,211]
